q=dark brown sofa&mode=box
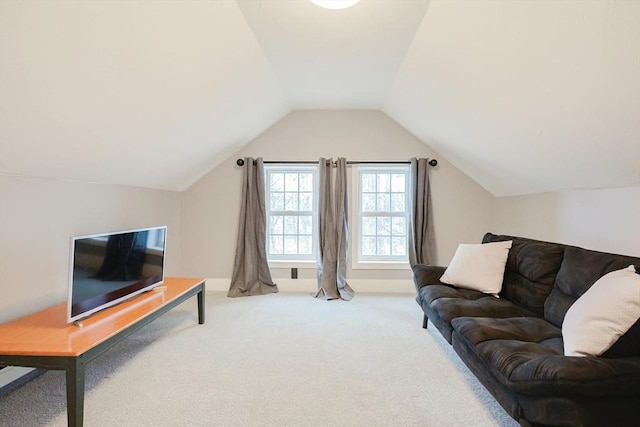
[413,233,640,427]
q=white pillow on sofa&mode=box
[562,265,640,357]
[440,240,512,296]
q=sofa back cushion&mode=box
[482,233,565,315]
[545,246,640,329]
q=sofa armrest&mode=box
[412,264,447,291]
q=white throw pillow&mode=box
[563,265,640,357]
[440,240,512,296]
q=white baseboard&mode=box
[0,366,34,389]
[204,278,415,294]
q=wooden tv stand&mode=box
[0,277,205,427]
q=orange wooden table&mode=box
[0,277,206,427]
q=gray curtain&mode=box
[408,158,435,267]
[228,157,278,297]
[315,157,354,301]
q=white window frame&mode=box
[265,165,318,264]
[352,165,410,269]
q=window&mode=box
[147,228,166,251]
[356,166,409,263]
[265,166,317,261]
[264,163,409,267]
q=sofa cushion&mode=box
[604,319,640,358]
[483,233,565,316]
[412,264,447,290]
[452,316,640,397]
[544,246,640,328]
[440,240,512,295]
[423,285,538,324]
[563,265,640,357]
[418,283,491,306]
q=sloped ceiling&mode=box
[0,0,289,190]
[1,0,638,195]
[384,0,640,196]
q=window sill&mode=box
[351,261,410,270]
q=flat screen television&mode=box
[67,226,167,323]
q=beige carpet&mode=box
[0,291,518,426]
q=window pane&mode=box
[284,192,299,211]
[391,194,405,212]
[284,216,298,234]
[270,173,284,191]
[377,217,391,235]
[362,237,377,255]
[299,173,313,191]
[362,174,376,192]
[299,236,312,255]
[392,237,406,256]
[270,192,284,211]
[377,174,390,192]
[269,236,283,254]
[377,237,391,255]
[284,236,298,254]
[299,215,312,235]
[391,217,405,235]
[362,193,376,212]
[299,192,312,211]
[285,173,298,192]
[362,217,376,235]
[391,174,405,192]
[376,194,390,211]
[269,216,283,235]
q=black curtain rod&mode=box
[236,158,438,167]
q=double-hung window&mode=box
[265,166,317,262]
[356,166,410,264]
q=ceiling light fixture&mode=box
[310,0,361,10]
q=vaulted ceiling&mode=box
[1,0,638,196]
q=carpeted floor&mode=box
[0,291,519,426]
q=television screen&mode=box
[67,226,166,323]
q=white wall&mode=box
[2,112,636,321]
[181,110,495,290]
[494,186,640,257]
[0,175,182,322]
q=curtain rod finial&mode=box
[429,159,438,167]
[236,158,245,166]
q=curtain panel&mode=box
[228,157,278,297]
[408,157,435,267]
[315,157,354,301]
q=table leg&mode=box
[197,287,205,325]
[66,357,85,427]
